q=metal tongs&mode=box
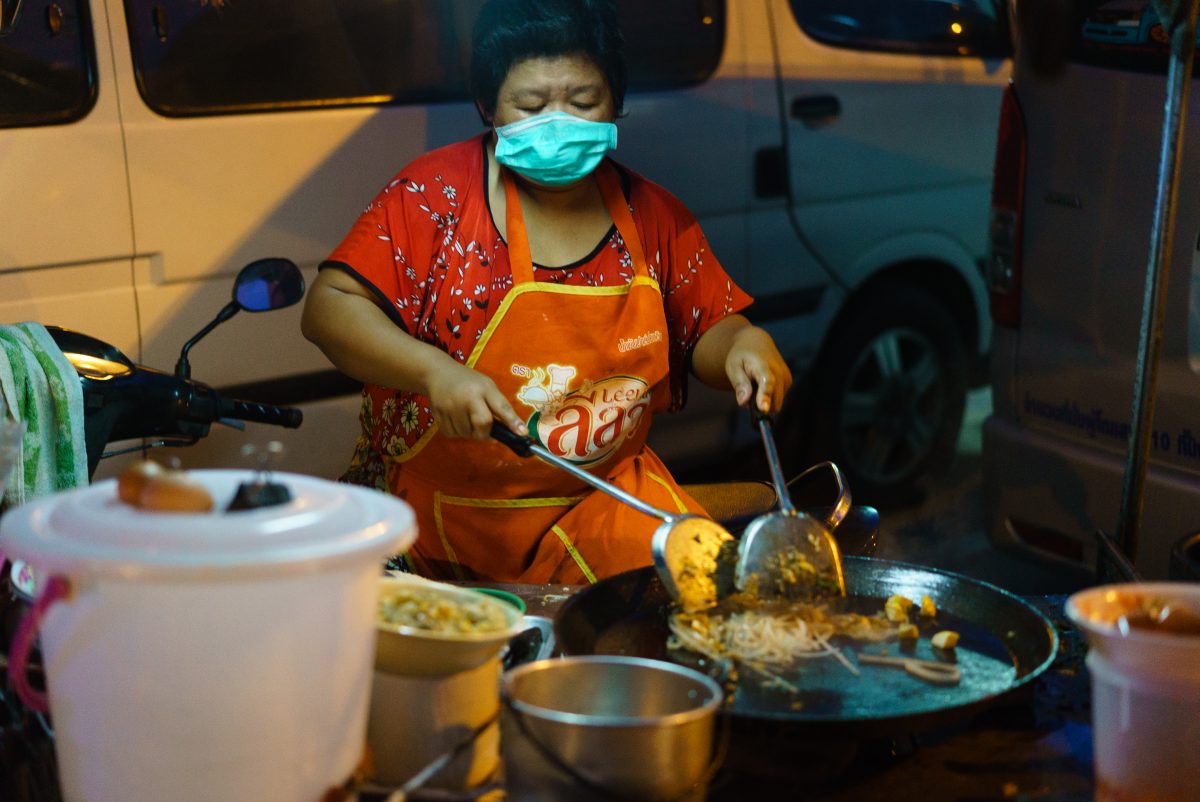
[734,402,848,600]
[490,424,734,612]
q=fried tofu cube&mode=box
[920,595,937,619]
[885,595,914,622]
[897,623,919,642]
[931,630,959,650]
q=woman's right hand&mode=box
[424,360,527,440]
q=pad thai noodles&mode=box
[668,597,903,690]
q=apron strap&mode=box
[594,162,652,281]
[501,161,652,287]
[502,167,536,285]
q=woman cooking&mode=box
[301,0,791,584]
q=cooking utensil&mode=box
[501,656,724,802]
[554,558,1058,737]
[735,401,847,599]
[856,653,961,686]
[490,423,734,612]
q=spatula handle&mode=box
[746,384,795,515]
[490,421,534,456]
[490,423,674,522]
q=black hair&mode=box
[470,0,627,124]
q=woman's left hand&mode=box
[724,325,792,415]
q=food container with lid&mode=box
[0,470,416,802]
[1067,582,1200,802]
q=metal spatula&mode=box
[734,406,847,599]
[490,423,734,612]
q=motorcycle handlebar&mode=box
[218,397,303,429]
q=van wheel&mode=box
[792,288,968,506]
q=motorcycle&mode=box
[0,257,306,802]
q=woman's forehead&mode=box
[500,54,608,96]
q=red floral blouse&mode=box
[322,133,752,489]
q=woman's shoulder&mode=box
[376,133,487,199]
[614,161,697,225]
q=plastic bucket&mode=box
[501,656,724,802]
[1066,583,1200,802]
[0,470,416,802]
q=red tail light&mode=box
[987,83,1027,328]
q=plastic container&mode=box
[1066,583,1200,802]
[0,470,416,802]
[501,656,724,802]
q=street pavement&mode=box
[873,389,1095,597]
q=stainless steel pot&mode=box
[501,655,723,802]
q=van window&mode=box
[1074,0,1200,75]
[789,0,1010,58]
[122,0,724,117]
[0,0,98,128]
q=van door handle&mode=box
[791,95,841,126]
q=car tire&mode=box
[790,286,968,506]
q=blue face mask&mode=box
[494,111,618,187]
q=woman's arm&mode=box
[301,268,526,438]
[690,314,792,414]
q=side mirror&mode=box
[1,0,24,35]
[233,258,305,312]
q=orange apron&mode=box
[388,161,702,583]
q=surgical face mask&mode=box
[494,111,618,187]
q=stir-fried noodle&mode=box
[668,600,899,688]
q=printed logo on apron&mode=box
[514,361,654,466]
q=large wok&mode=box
[555,557,1059,738]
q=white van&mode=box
[0,0,1009,497]
[983,0,1200,578]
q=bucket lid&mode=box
[0,470,416,581]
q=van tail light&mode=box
[987,83,1027,328]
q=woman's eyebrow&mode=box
[508,82,605,100]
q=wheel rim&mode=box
[836,326,947,485]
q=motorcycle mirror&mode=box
[176,258,304,379]
[232,258,305,313]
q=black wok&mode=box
[555,557,1058,738]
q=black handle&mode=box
[219,397,303,429]
[791,94,841,122]
[746,381,770,424]
[490,421,534,457]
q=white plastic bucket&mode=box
[1066,583,1200,802]
[0,470,416,802]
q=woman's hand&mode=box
[691,315,792,414]
[724,325,792,414]
[424,360,528,440]
[303,269,526,440]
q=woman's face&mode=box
[492,53,615,128]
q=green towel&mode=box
[0,322,88,507]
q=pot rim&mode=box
[501,655,724,728]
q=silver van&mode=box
[0,0,1009,497]
[983,0,1200,578]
